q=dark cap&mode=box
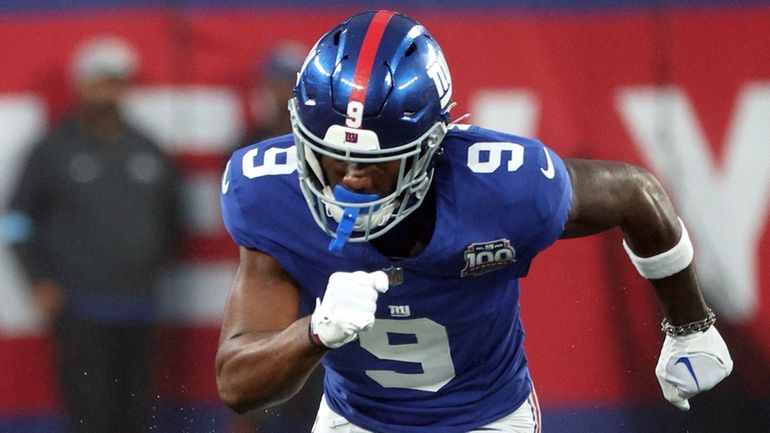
[261,41,307,81]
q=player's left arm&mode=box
[561,158,733,410]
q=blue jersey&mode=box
[221,125,572,433]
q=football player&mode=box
[217,10,732,433]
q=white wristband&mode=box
[622,218,694,280]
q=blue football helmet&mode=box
[289,10,453,246]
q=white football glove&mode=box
[310,271,389,349]
[655,326,733,410]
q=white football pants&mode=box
[311,390,541,433]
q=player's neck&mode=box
[370,185,436,260]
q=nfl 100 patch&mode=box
[461,238,516,278]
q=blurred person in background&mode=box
[230,40,325,433]
[238,40,307,150]
[5,36,182,433]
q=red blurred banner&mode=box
[0,5,768,417]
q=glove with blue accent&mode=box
[655,326,733,410]
[310,271,389,349]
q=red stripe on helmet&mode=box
[348,10,396,118]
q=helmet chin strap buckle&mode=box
[328,185,380,252]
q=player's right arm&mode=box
[215,246,325,413]
[215,246,389,413]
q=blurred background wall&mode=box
[0,1,769,432]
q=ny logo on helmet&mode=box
[426,52,452,109]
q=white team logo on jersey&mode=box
[461,238,516,278]
[388,305,411,317]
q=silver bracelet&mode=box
[661,308,716,337]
